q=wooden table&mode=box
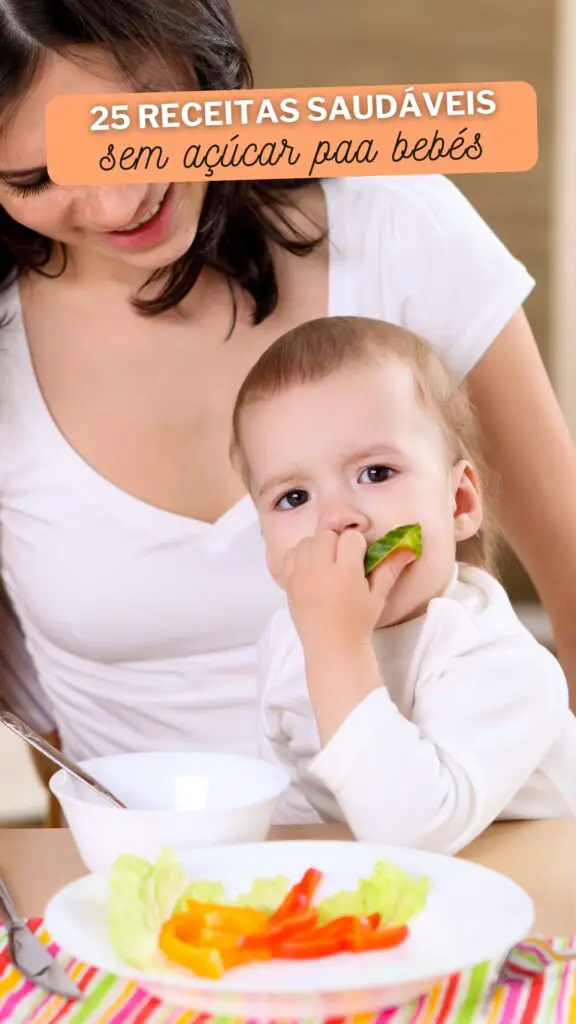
[1,820,575,935]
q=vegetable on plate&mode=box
[107,849,431,979]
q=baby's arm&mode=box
[256,611,334,826]
[307,609,570,853]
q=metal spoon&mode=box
[0,711,126,809]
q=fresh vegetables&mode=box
[364,524,423,576]
[155,868,411,976]
[316,856,431,926]
[107,850,430,979]
[107,848,189,969]
[266,867,322,923]
[158,908,272,978]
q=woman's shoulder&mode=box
[323,174,535,379]
[322,173,480,227]
[322,173,527,261]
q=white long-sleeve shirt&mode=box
[257,565,576,854]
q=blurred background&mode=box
[2,0,572,824]
[232,0,569,632]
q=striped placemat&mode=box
[0,921,574,1024]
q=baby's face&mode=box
[242,356,481,627]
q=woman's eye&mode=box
[5,172,53,198]
[275,489,309,510]
[358,465,396,484]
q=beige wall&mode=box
[235,0,556,602]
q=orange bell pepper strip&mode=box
[158,916,227,979]
[185,900,270,936]
[198,927,244,952]
[159,915,274,978]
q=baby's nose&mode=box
[319,504,370,534]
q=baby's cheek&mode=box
[417,527,458,592]
[265,543,284,584]
[259,519,286,583]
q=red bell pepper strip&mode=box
[273,932,347,959]
[240,908,319,949]
[315,913,381,941]
[273,919,409,960]
[352,923,409,952]
[267,868,323,924]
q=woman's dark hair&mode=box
[0,0,323,324]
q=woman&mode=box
[1,0,576,769]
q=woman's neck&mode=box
[62,242,162,291]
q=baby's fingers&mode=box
[337,529,368,574]
[369,548,416,601]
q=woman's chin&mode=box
[103,231,197,270]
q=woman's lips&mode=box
[103,185,175,251]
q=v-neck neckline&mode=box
[8,178,346,534]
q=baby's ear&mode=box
[451,460,483,542]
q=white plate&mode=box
[44,840,534,1019]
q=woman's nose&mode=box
[73,186,150,231]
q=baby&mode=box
[231,315,576,854]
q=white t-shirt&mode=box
[0,175,535,760]
[257,565,576,855]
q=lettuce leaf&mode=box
[176,880,227,910]
[364,524,423,576]
[107,848,188,969]
[317,857,431,926]
[236,875,291,911]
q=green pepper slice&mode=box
[364,524,423,576]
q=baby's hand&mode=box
[283,529,414,655]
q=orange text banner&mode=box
[46,81,538,185]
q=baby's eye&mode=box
[275,489,309,510]
[358,465,396,484]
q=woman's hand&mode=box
[283,529,415,744]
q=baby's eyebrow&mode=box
[258,470,308,499]
[344,444,404,462]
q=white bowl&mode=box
[49,751,290,873]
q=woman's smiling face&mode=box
[0,49,207,269]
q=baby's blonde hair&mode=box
[231,316,499,575]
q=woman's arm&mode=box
[0,584,60,823]
[467,307,576,704]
